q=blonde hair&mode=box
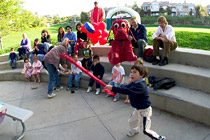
[157,16,168,25]
[33,55,38,61]
[134,58,144,66]
[62,38,69,48]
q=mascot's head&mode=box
[111,19,129,40]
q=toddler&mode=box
[31,55,42,83]
[23,58,33,82]
[106,63,125,102]
[125,58,144,104]
[105,65,166,140]
[67,53,82,93]
[81,41,93,70]
[9,48,18,69]
[87,55,104,95]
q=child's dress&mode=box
[24,62,33,78]
[32,60,42,75]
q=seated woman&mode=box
[74,23,87,54]
[57,27,65,43]
[29,38,46,63]
[18,33,31,59]
[41,29,52,52]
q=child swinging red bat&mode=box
[61,53,116,96]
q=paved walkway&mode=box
[0,81,210,140]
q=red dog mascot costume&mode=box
[108,19,137,65]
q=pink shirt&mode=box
[93,8,98,23]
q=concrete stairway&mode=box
[0,46,210,126]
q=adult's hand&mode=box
[128,35,133,41]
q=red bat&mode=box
[61,53,116,96]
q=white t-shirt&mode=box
[152,25,176,43]
[112,65,125,84]
[71,61,82,74]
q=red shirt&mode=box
[93,8,98,23]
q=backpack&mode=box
[143,48,155,62]
[152,78,176,90]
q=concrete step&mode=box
[97,57,210,94]
[0,60,24,70]
[0,55,209,94]
[0,69,209,126]
[86,46,210,69]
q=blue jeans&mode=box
[30,54,45,63]
[107,80,120,100]
[88,77,102,89]
[10,59,16,68]
[43,42,51,53]
[46,63,60,95]
[68,72,82,88]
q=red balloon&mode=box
[81,25,87,33]
[91,22,99,30]
[98,22,106,30]
[91,37,99,44]
[99,37,107,45]
[87,32,94,38]
[102,30,109,38]
[93,29,102,37]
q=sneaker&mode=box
[75,87,79,90]
[95,88,100,95]
[56,86,63,92]
[48,93,56,99]
[71,88,75,94]
[66,87,71,91]
[87,87,92,93]
[127,130,139,137]
[159,136,166,140]
[152,58,160,65]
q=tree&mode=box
[195,5,201,18]
[147,9,151,16]
[159,7,165,14]
[166,7,172,15]
[0,0,23,36]
[140,9,145,17]
[132,1,141,14]
[189,9,193,16]
[80,11,89,23]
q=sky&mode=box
[22,0,210,17]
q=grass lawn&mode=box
[1,24,210,54]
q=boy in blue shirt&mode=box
[105,65,166,140]
[9,48,18,69]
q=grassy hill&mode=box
[1,24,210,55]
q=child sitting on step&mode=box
[9,48,18,69]
[66,53,82,93]
[105,62,125,102]
[87,55,105,95]
[23,58,33,82]
[31,55,42,83]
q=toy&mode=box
[108,19,137,65]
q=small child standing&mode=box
[105,65,166,140]
[87,55,105,95]
[105,63,125,102]
[23,58,33,82]
[125,58,144,104]
[9,48,18,69]
[81,41,93,70]
[67,53,82,93]
[31,55,42,83]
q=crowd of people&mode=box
[7,2,175,137]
